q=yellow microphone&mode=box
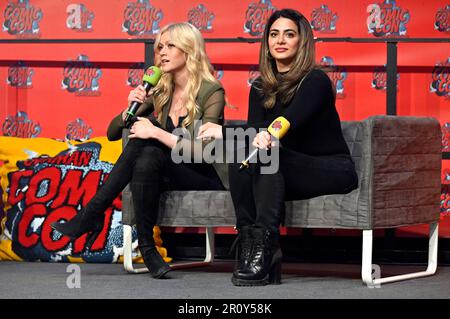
[239,116,290,170]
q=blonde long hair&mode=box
[152,23,218,127]
[258,9,316,109]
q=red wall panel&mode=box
[0,0,448,236]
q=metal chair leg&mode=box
[361,221,439,287]
[122,225,215,273]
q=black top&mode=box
[225,69,350,157]
[166,115,187,132]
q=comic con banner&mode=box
[0,0,449,237]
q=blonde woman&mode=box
[51,23,227,279]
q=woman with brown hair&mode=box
[198,9,358,286]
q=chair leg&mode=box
[170,227,215,270]
[361,221,439,287]
[122,225,215,274]
[123,225,148,273]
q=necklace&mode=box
[170,95,186,116]
[169,96,187,128]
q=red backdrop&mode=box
[0,0,449,237]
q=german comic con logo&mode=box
[127,63,145,88]
[122,0,163,37]
[244,0,276,36]
[62,55,102,96]
[442,182,450,216]
[66,3,94,32]
[5,142,121,261]
[188,4,214,32]
[311,5,338,33]
[213,65,224,81]
[367,0,410,37]
[435,5,449,33]
[2,111,41,138]
[430,58,449,99]
[7,61,34,88]
[248,65,260,87]
[2,0,43,38]
[371,65,399,91]
[320,56,347,99]
[66,118,93,141]
[442,123,450,152]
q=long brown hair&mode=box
[258,9,316,108]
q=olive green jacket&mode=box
[106,80,229,190]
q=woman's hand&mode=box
[197,122,223,140]
[129,117,160,140]
[252,131,275,150]
[123,85,152,121]
[127,85,149,106]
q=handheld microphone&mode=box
[124,66,162,128]
[239,116,290,170]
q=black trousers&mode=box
[84,138,224,247]
[228,147,358,233]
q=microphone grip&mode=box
[239,116,290,170]
[239,148,259,171]
[124,81,153,128]
[124,101,141,128]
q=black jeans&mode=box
[84,137,224,247]
[228,147,358,233]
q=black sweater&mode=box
[226,69,350,157]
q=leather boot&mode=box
[139,240,171,279]
[233,225,254,277]
[51,210,104,248]
[232,227,282,286]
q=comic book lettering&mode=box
[367,0,410,37]
[7,62,33,88]
[2,0,43,38]
[4,142,122,261]
[188,4,214,32]
[62,55,102,96]
[372,65,399,91]
[2,111,41,138]
[430,58,450,99]
[320,56,347,99]
[311,5,337,32]
[244,0,276,36]
[122,0,163,37]
[435,5,449,33]
[66,118,93,141]
[127,63,145,87]
[248,66,260,87]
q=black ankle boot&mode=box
[232,227,282,286]
[233,226,254,277]
[51,210,104,247]
[139,245,172,279]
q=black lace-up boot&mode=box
[232,227,282,286]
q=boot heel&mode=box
[140,246,172,279]
[268,260,282,285]
[85,230,101,250]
